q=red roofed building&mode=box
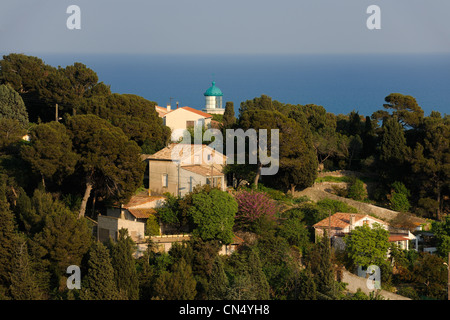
[155,105,213,141]
[313,212,417,251]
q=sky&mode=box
[1,0,450,55]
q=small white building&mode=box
[97,191,165,243]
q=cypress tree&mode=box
[247,249,270,299]
[0,181,18,293]
[222,101,236,128]
[153,258,197,300]
[309,232,335,298]
[111,229,139,300]
[81,242,119,300]
[9,240,43,300]
[207,256,229,300]
[379,116,410,180]
[297,267,317,300]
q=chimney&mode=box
[166,104,171,112]
[176,101,179,109]
[350,214,355,230]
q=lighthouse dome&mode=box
[204,81,223,97]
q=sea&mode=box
[24,53,450,117]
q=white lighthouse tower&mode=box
[202,81,225,115]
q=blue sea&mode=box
[30,54,450,116]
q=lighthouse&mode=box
[202,81,225,115]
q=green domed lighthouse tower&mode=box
[202,81,225,115]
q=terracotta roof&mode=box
[181,165,223,177]
[313,212,387,229]
[143,144,226,163]
[155,106,169,117]
[128,208,156,219]
[165,106,212,118]
[122,190,165,209]
[389,235,410,242]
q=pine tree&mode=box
[110,229,139,300]
[31,192,92,277]
[21,121,79,188]
[80,242,119,300]
[207,256,229,300]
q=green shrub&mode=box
[145,215,160,236]
[316,198,358,214]
[347,177,367,201]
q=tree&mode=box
[411,253,447,299]
[239,109,317,191]
[411,115,449,220]
[38,62,100,117]
[0,54,55,122]
[379,116,410,181]
[110,229,139,300]
[81,242,119,300]
[80,93,170,152]
[0,118,27,151]
[234,190,277,231]
[31,191,92,277]
[307,232,335,298]
[344,224,390,268]
[388,181,411,212]
[222,101,236,128]
[153,258,197,300]
[432,216,450,258]
[0,84,29,127]
[255,235,295,299]
[247,249,270,299]
[66,114,145,218]
[347,177,367,201]
[9,240,43,300]
[295,267,317,300]
[21,121,79,188]
[224,246,270,300]
[0,180,18,292]
[238,94,280,117]
[207,256,229,300]
[277,211,310,251]
[185,186,238,244]
[382,93,424,129]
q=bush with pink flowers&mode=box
[234,190,277,229]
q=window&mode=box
[186,120,195,128]
[162,174,168,187]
